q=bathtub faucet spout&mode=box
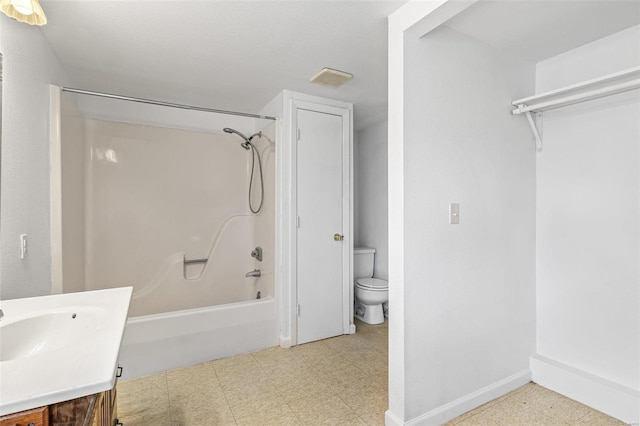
[245,269,261,278]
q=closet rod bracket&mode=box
[519,106,543,152]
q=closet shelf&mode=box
[511,66,640,152]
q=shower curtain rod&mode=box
[61,87,277,121]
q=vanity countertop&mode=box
[0,287,132,416]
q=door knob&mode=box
[333,233,344,241]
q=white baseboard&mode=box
[385,410,404,426]
[280,336,291,348]
[384,369,531,425]
[531,354,639,424]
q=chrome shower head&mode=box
[223,127,251,150]
[223,128,261,150]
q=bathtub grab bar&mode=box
[183,258,208,265]
[183,256,208,281]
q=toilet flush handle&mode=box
[333,233,344,241]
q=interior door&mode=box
[296,108,345,344]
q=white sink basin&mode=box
[0,287,132,416]
[0,307,107,362]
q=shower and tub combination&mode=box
[50,87,278,378]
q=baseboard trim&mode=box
[280,336,291,349]
[384,369,532,425]
[531,354,639,424]
[385,409,404,426]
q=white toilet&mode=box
[354,247,388,325]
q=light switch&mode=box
[20,234,28,259]
[449,203,459,224]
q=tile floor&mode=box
[117,320,387,425]
[118,319,624,425]
[444,383,626,426]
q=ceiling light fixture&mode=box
[310,68,353,88]
[0,0,47,26]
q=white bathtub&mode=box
[118,297,278,380]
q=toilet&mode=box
[354,247,388,325]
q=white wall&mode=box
[399,23,536,423]
[260,91,293,347]
[534,25,639,421]
[0,17,70,299]
[386,3,459,420]
[355,120,388,280]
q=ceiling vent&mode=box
[310,68,353,88]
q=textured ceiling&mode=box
[39,1,639,131]
[40,1,407,131]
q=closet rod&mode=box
[513,78,640,115]
[513,66,640,107]
[61,87,277,121]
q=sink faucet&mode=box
[245,269,261,278]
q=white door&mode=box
[296,108,345,344]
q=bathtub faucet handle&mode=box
[251,247,263,262]
[245,269,261,278]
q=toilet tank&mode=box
[354,247,376,279]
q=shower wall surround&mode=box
[58,94,275,317]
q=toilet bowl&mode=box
[354,277,388,325]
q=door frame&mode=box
[277,91,354,347]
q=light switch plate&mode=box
[20,234,28,259]
[449,203,459,224]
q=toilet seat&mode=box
[356,278,388,291]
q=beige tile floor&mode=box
[118,319,624,426]
[118,320,387,426]
[445,383,625,426]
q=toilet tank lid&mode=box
[354,247,376,254]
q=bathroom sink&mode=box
[0,287,132,416]
[0,307,107,362]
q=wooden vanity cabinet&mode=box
[91,387,119,426]
[0,384,119,426]
[0,406,49,426]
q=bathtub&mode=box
[118,297,278,380]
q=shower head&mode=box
[223,127,261,150]
[223,127,251,150]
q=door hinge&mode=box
[296,128,301,141]
[296,304,300,316]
